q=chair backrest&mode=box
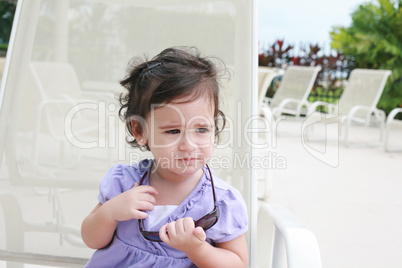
[269,66,321,110]
[30,61,83,100]
[338,69,391,117]
[258,66,282,108]
[28,62,87,137]
[0,0,256,265]
[0,57,5,82]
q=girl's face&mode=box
[141,93,215,182]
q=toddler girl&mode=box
[81,47,248,267]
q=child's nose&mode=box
[178,133,196,151]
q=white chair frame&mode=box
[384,107,402,152]
[257,204,322,268]
[305,69,391,147]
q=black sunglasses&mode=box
[138,164,218,242]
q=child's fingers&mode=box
[137,200,155,212]
[166,221,177,237]
[134,210,149,220]
[174,218,185,234]
[183,217,195,232]
[131,184,158,196]
[138,192,157,205]
[159,223,170,243]
[193,226,206,242]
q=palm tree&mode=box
[330,0,402,114]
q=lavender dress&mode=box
[85,159,248,268]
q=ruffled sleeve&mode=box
[97,164,134,204]
[207,186,248,243]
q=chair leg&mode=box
[384,127,390,152]
[379,119,385,143]
[272,228,286,268]
[0,193,25,268]
[343,121,351,147]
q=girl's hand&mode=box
[104,182,158,222]
[159,217,207,253]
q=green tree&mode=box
[330,0,402,114]
[0,0,16,51]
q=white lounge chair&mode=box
[305,68,391,147]
[258,204,322,268]
[260,66,321,120]
[257,67,283,200]
[29,61,116,168]
[258,66,284,115]
[384,107,402,152]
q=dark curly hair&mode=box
[119,46,227,151]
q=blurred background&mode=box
[258,0,402,118]
[0,0,401,268]
[1,1,401,124]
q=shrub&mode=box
[330,0,402,115]
[259,39,355,104]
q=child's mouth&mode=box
[178,158,196,165]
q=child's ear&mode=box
[130,120,147,145]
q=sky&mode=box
[258,0,368,55]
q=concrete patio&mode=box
[258,118,402,268]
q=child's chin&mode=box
[176,162,204,173]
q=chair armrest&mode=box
[273,98,308,117]
[82,80,123,94]
[346,105,385,126]
[258,204,322,268]
[260,105,273,121]
[36,99,103,139]
[384,108,402,152]
[263,97,273,106]
[386,108,402,124]
[277,98,303,109]
[307,101,336,116]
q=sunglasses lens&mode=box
[139,219,163,242]
[195,215,218,231]
[143,233,162,242]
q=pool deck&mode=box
[258,118,402,268]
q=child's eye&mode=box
[196,128,210,134]
[167,129,180,134]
